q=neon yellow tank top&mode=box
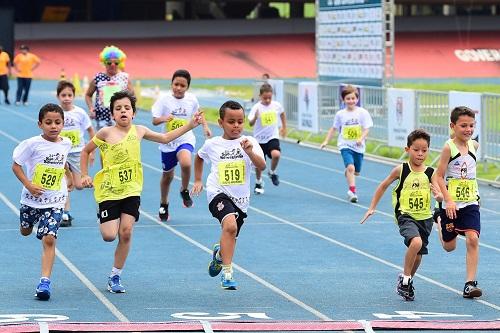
[392,162,434,221]
[92,125,143,203]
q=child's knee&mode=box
[42,234,56,247]
[20,227,32,236]
[443,241,456,252]
[271,149,281,159]
[346,164,355,173]
[222,217,238,236]
[409,236,423,248]
[466,232,479,247]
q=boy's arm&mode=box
[241,138,266,171]
[320,127,337,149]
[80,140,98,188]
[248,108,258,127]
[65,163,74,192]
[143,111,202,143]
[430,172,443,202]
[152,115,173,126]
[435,144,457,219]
[360,165,400,224]
[85,80,97,119]
[191,154,205,196]
[12,162,43,197]
[200,109,212,138]
[279,112,287,137]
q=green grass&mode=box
[395,82,500,95]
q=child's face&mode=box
[171,77,189,99]
[405,138,429,166]
[105,58,120,75]
[58,87,74,111]
[451,115,475,141]
[218,108,245,140]
[260,91,272,106]
[112,97,134,126]
[343,92,358,109]
[38,111,64,141]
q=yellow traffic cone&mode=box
[82,75,89,94]
[134,80,142,106]
[72,73,82,96]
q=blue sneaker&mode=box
[35,278,51,300]
[208,244,223,277]
[221,271,237,290]
[107,275,126,293]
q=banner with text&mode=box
[298,82,319,133]
[387,88,415,147]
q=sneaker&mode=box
[269,172,280,186]
[463,280,482,298]
[254,183,264,195]
[396,274,415,301]
[107,275,126,293]
[15,101,20,106]
[35,278,51,300]
[4,99,10,105]
[159,203,169,221]
[180,189,193,208]
[347,190,358,203]
[221,271,237,290]
[208,244,223,277]
[23,102,29,106]
[60,211,73,227]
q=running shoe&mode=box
[396,273,414,301]
[221,271,237,290]
[107,275,126,293]
[208,244,223,277]
[35,278,51,300]
[347,190,358,203]
[159,203,169,221]
[463,280,482,298]
[180,189,193,208]
[254,183,264,195]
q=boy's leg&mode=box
[41,235,57,278]
[269,149,281,186]
[15,78,22,103]
[160,170,174,205]
[404,236,422,277]
[220,215,238,265]
[22,78,32,103]
[465,230,479,283]
[113,213,136,269]
[177,148,194,207]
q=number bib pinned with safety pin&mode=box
[109,161,141,188]
[60,129,81,147]
[260,111,277,127]
[342,124,362,140]
[218,160,245,185]
[400,189,430,214]
[166,118,187,132]
[32,164,64,190]
[448,178,477,202]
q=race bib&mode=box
[109,161,140,188]
[448,178,477,202]
[261,111,277,127]
[166,118,187,132]
[60,129,81,147]
[342,124,362,140]
[401,189,429,213]
[218,160,245,185]
[102,84,122,108]
[32,164,64,190]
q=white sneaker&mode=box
[347,190,358,203]
[254,182,264,195]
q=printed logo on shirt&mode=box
[43,153,65,166]
[220,148,244,160]
[171,107,188,117]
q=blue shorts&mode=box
[161,143,194,171]
[20,205,63,240]
[439,204,480,242]
[340,148,364,173]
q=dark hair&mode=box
[20,44,29,51]
[259,83,273,95]
[262,73,270,79]
[450,106,475,124]
[172,69,191,87]
[341,85,359,100]
[219,100,244,119]
[407,129,430,147]
[110,91,136,113]
[56,80,75,95]
[39,103,64,122]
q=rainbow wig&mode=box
[99,45,127,70]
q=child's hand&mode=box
[320,140,328,149]
[191,181,203,196]
[280,127,287,138]
[190,111,204,128]
[356,139,363,146]
[81,175,93,188]
[27,183,44,197]
[164,114,174,123]
[430,183,443,202]
[204,127,212,138]
[240,138,253,154]
[88,107,96,119]
[360,209,375,224]
[445,200,458,219]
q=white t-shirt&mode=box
[62,105,92,153]
[248,101,284,144]
[333,107,373,154]
[13,135,72,209]
[151,92,199,153]
[197,135,264,212]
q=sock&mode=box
[41,276,50,282]
[269,169,275,175]
[256,178,262,184]
[349,186,356,193]
[403,275,411,285]
[222,264,233,276]
[110,267,122,277]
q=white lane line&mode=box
[140,209,332,321]
[0,191,130,322]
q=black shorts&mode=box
[0,75,8,91]
[259,138,281,159]
[98,196,141,224]
[439,204,480,242]
[208,193,247,237]
[397,214,433,255]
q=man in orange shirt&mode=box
[0,45,11,105]
[13,45,40,106]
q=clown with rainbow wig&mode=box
[85,45,134,131]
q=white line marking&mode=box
[38,322,49,333]
[200,320,214,333]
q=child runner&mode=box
[192,100,266,290]
[12,103,72,300]
[435,106,482,298]
[248,83,287,194]
[151,69,211,221]
[57,80,95,226]
[320,85,372,203]
[361,129,442,301]
[80,91,202,293]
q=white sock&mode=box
[110,267,122,277]
[269,169,275,175]
[256,178,262,184]
[403,275,411,285]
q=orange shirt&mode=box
[14,52,40,78]
[0,51,10,76]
